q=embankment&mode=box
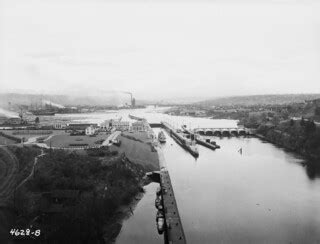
[255,120,320,160]
[5,145,152,243]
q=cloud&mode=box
[0,0,320,99]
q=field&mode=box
[44,132,110,148]
[111,131,159,171]
[1,130,65,140]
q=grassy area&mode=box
[111,131,159,172]
[44,133,110,148]
[1,130,65,140]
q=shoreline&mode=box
[250,132,320,161]
[104,177,154,243]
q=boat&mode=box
[158,131,166,143]
[196,136,220,150]
[155,195,163,209]
[189,141,199,157]
[31,110,56,116]
[128,114,145,121]
[157,217,165,234]
[156,187,162,196]
[156,210,164,221]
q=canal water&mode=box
[52,108,320,243]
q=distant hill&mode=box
[0,93,133,108]
[197,94,320,107]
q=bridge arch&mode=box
[213,130,222,137]
[197,129,205,135]
[230,130,238,136]
[238,130,246,136]
[205,129,214,136]
[222,130,231,137]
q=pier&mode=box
[158,149,187,244]
[181,127,220,150]
[160,169,186,244]
[161,122,199,158]
[195,137,220,150]
[146,143,187,243]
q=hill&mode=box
[0,93,134,108]
[197,94,320,107]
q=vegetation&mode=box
[14,148,146,243]
[197,94,320,106]
[257,119,320,159]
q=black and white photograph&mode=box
[0,0,320,243]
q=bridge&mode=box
[147,149,186,244]
[194,127,249,137]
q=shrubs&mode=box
[258,119,320,159]
[86,147,118,157]
[23,149,146,242]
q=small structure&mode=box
[54,123,67,129]
[100,120,113,131]
[85,125,97,135]
[6,117,21,125]
[0,116,7,125]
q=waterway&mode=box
[52,107,320,243]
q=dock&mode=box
[158,150,187,244]
[195,137,220,150]
[161,122,199,158]
[181,126,220,151]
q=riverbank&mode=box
[253,119,320,161]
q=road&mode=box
[102,131,121,146]
[16,150,46,190]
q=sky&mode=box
[0,0,320,100]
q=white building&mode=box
[112,121,130,131]
[85,125,96,135]
[131,121,148,132]
[54,123,67,129]
[100,120,112,131]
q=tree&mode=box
[305,120,316,135]
[290,119,294,126]
[35,117,40,124]
[300,117,305,126]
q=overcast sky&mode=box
[0,0,320,100]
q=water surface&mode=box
[52,108,320,243]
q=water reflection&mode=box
[161,133,320,243]
[116,183,162,244]
[305,160,320,180]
